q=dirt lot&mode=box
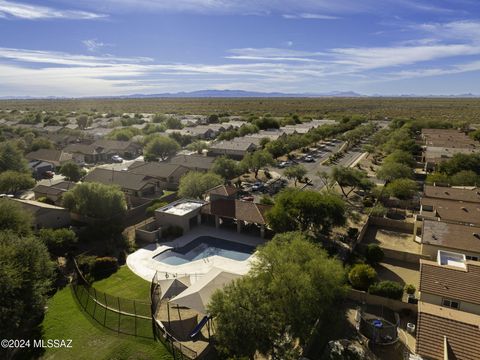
[363,226,420,254]
[375,258,420,295]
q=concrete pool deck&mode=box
[127,225,266,282]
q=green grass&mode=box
[41,286,172,360]
[92,266,151,301]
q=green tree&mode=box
[426,172,450,186]
[450,170,480,186]
[187,140,209,154]
[348,264,377,291]
[212,156,244,179]
[385,178,418,200]
[0,171,35,194]
[58,162,86,182]
[284,164,307,187]
[62,182,127,220]
[438,153,480,176]
[377,162,413,182]
[29,137,53,152]
[38,228,77,255]
[144,135,180,161]
[266,188,346,234]
[178,171,224,199]
[470,129,480,141]
[209,232,346,359]
[383,149,415,167]
[365,244,384,265]
[0,142,28,173]
[0,199,33,236]
[330,166,373,198]
[242,150,274,178]
[0,232,54,346]
[265,140,287,158]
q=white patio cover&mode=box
[158,276,191,300]
[169,267,242,314]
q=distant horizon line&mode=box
[1,89,480,100]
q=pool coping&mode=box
[127,225,266,282]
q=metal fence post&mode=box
[133,300,137,337]
[117,296,121,333]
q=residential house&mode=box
[421,219,480,261]
[201,185,271,238]
[28,160,54,180]
[420,129,479,171]
[168,154,215,172]
[423,185,480,203]
[127,161,190,191]
[33,181,76,206]
[11,198,71,229]
[415,301,480,360]
[208,139,257,159]
[419,254,480,315]
[83,167,158,199]
[64,139,142,164]
[26,149,75,168]
[420,197,480,225]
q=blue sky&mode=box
[1,0,480,96]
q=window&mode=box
[466,255,479,261]
[442,299,460,309]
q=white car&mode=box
[112,155,124,163]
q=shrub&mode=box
[162,225,183,239]
[348,264,377,291]
[38,228,77,255]
[145,200,167,216]
[368,280,404,300]
[365,244,384,265]
[404,284,416,295]
[370,203,387,217]
[91,257,118,280]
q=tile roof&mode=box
[421,197,480,225]
[26,149,73,166]
[84,168,154,191]
[207,184,238,197]
[424,185,480,204]
[202,199,271,224]
[128,161,189,179]
[33,181,76,196]
[168,154,215,171]
[416,302,480,360]
[422,219,480,253]
[209,139,257,152]
[419,259,480,305]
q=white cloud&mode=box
[415,20,480,43]
[0,0,107,20]
[82,39,113,52]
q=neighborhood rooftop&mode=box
[419,259,480,306]
[416,301,480,360]
[422,219,480,254]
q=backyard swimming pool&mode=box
[153,236,256,266]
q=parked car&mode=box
[252,182,264,191]
[43,171,55,179]
[241,195,254,202]
[112,155,124,163]
[278,161,290,168]
[304,155,315,162]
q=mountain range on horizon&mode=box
[1,89,480,100]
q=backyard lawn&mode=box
[41,267,172,360]
[93,265,151,301]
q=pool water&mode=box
[153,236,256,265]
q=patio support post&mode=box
[237,221,242,233]
[260,224,265,238]
[215,215,220,229]
[197,214,202,225]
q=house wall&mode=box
[348,289,418,314]
[35,209,71,229]
[419,292,480,315]
[421,243,480,262]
